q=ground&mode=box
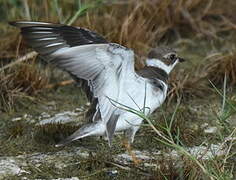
[0,0,236,179]
[0,61,235,179]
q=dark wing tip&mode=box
[178,57,185,62]
[55,141,67,147]
[8,21,58,28]
[9,21,108,46]
[9,21,17,27]
[55,135,76,147]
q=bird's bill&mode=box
[178,57,185,62]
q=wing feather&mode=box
[10,21,136,143]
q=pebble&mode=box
[204,126,217,134]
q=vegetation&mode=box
[0,0,236,179]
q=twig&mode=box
[45,80,74,89]
[201,0,213,18]
[0,51,37,72]
[105,161,152,177]
[221,15,236,30]
[180,8,199,33]
[106,161,130,170]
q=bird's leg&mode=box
[126,126,139,144]
[123,128,141,165]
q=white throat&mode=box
[146,58,178,74]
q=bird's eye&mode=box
[169,54,176,61]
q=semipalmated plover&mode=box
[10,21,185,147]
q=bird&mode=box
[10,21,185,147]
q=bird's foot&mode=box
[122,139,141,165]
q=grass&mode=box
[0,0,236,179]
[109,80,236,179]
[205,49,236,86]
[0,83,235,179]
[168,69,211,102]
[0,60,49,112]
[1,0,236,110]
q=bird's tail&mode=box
[55,121,104,147]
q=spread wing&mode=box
[10,21,136,144]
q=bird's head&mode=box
[145,47,185,74]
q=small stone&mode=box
[12,117,22,121]
[85,102,91,106]
[37,111,80,125]
[201,123,209,129]
[189,123,199,131]
[0,158,28,177]
[41,112,51,118]
[23,114,28,119]
[204,127,217,134]
[75,107,84,112]
[107,170,118,177]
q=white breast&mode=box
[114,78,167,131]
[118,77,167,115]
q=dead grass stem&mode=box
[0,60,48,112]
[205,50,236,86]
[1,0,236,109]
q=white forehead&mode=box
[146,58,179,74]
[163,52,177,58]
[148,47,176,59]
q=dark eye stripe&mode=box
[169,54,176,61]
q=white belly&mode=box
[120,80,166,113]
[114,79,167,131]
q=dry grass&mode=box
[153,104,204,146]
[0,73,22,112]
[0,1,236,179]
[12,62,48,95]
[2,0,236,50]
[34,124,79,145]
[0,61,48,112]
[153,156,202,179]
[204,50,236,86]
[0,30,19,59]
[73,0,236,65]
[167,68,211,102]
[0,0,235,112]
